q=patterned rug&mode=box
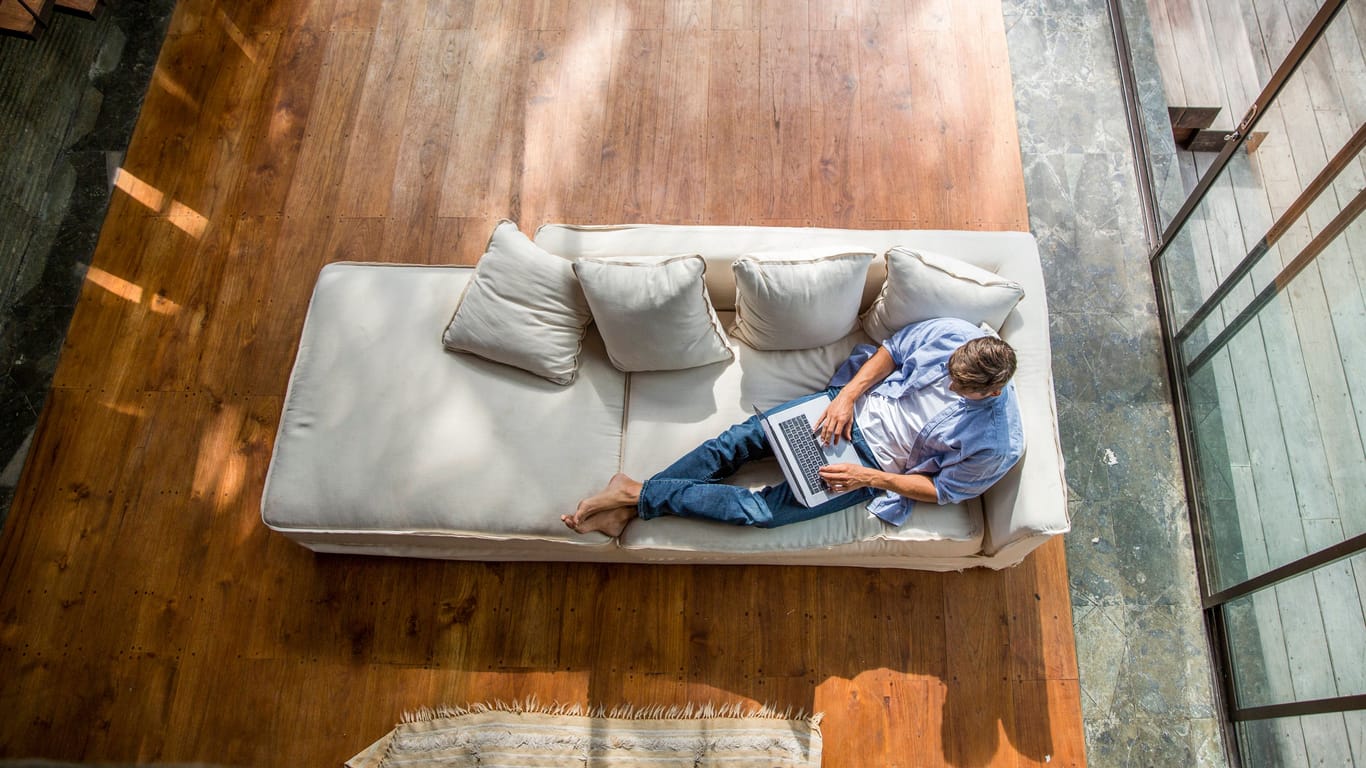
[348,702,823,767]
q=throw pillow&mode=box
[442,220,593,385]
[730,248,876,350]
[573,255,734,372]
[860,247,1025,341]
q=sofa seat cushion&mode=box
[617,314,983,556]
[263,264,626,546]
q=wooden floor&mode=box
[0,1,1081,765]
[1146,0,1366,763]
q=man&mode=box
[562,316,1024,538]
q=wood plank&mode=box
[1304,522,1366,699]
[335,11,425,217]
[810,30,860,226]
[543,20,613,224]
[650,30,708,222]
[1144,0,1189,107]
[703,29,762,223]
[759,22,811,221]
[282,30,375,218]
[1011,679,1086,767]
[710,0,758,30]
[518,29,573,226]
[522,0,570,30]
[942,568,1017,767]
[435,26,526,219]
[1158,0,1225,110]
[808,0,855,31]
[857,0,916,223]
[424,0,514,30]
[597,29,666,222]
[53,0,99,18]
[1005,538,1079,684]
[618,0,666,30]
[950,0,1027,230]
[382,30,470,248]
[1201,0,1261,121]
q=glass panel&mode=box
[1118,0,1352,233]
[1223,553,1366,709]
[1146,1,1366,591]
[1237,710,1366,766]
[1180,227,1366,591]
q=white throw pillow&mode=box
[860,247,1025,341]
[574,255,734,372]
[442,220,593,385]
[730,248,876,350]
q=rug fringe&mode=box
[402,697,823,733]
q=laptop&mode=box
[754,393,875,508]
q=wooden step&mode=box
[54,0,100,19]
[1169,105,1221,147]
[0,0,54,39]
[1169,105,1222,131]
[1182,128,1269,153]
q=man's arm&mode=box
[818,463,939,503]
[815,346,896,445]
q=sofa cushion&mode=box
[264,264,625,547]
[574,254,734,372]
[617,501,983,559]
[861,247,1025,341]
[730,248,876,351]
[617,314,983,556]
[442,220,592,385]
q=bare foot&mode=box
[566,504,637,537]
[563,473,642,529]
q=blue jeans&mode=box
[637,389,878,528]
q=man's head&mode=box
[948,336,1017,400]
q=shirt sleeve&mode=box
[930,449,1017,505]
[881,321,921,365]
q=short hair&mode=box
[948,336,1017,394]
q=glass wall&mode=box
[1114,0,1366,763]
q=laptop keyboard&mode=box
[778,414,829,495]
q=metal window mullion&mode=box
[1203,532,1366,609]
[1174,122,1366,344]
[1233,694,1366,722]
[1185,186,1366,374]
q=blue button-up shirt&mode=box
[829,317,1025,526]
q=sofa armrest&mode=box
[980,409,1070,557]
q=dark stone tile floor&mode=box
[1002,1,1229,765]
[0,1,1228,764]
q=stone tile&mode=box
[1049,312,1171,406]
[1073,604,1127,719]
[1113,604,1217,720]
[1067,495,1196,608]
[0,426,32,488]
[1086,714,1225,768]
[1005,11,1131,156]
[1057,398,1186,507]
[0,384,41,477]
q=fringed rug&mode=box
[348,701,823,767]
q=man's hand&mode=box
[819,463,876,492]
[814,394,857,445]
[820,463,940,503]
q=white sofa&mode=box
[261,224,1068,570]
